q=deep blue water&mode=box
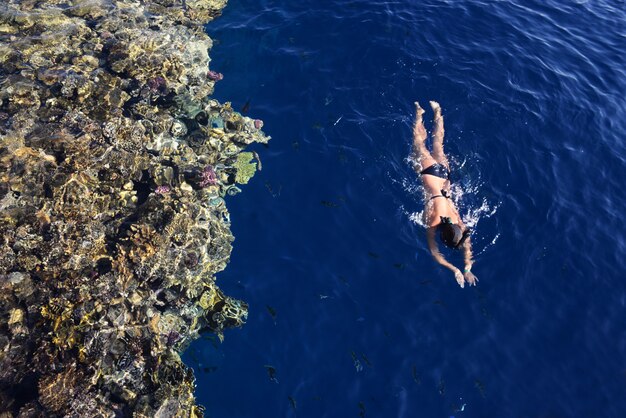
[183,1,626,416]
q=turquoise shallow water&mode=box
[184,0,626,416]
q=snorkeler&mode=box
[412,101,478,288]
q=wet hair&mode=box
[438,216,471,249]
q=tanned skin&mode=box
[412,101,477,288]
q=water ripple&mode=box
[188,0,626,416]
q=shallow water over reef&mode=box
[185,0,626,417]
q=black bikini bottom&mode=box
[420,163,450,181]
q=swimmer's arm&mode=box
[458,221,474,271]
[426,228,458,273]
[427,228,465,287]
[458,222,478,286]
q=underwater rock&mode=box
[0,0,268,416]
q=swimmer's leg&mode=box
[430,101,449,168]
[413,101,436,172]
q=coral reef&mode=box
[0,0,268,416]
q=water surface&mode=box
[185,1,626,416]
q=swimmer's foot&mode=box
[415,101,426,117]
[413,102,427,142]
[429,100,442,121]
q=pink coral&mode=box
[199,165,218,187]
[155,185,171,194]
[207,70,224,81]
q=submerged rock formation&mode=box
[0,0,268,416]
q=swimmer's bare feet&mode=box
[429,100,442,121]
[413,102,427,142]
[415,101,426,117]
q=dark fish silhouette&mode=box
[359,401,366,418]
[264,365,278,383]
[411,365,420,384]
[241,99,251,114]
[361,353,372,367]
[474,378,486,398]
[321,200,339,208]
[438,378,445,395]
[265,182,282,197]
[288,396,297,410]
[351,351,363,372]
[266,305,277,322]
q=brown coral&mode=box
[0,0,268,416]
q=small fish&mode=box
[337,150,347,163]
[420,279,432,285]
[411,365,420,384]
[312,122,322,130]
[241,99,251,114]
[202,366,218,373]
[264,365,278,383]
[438,377,445,395]
[321,200,339,208]
[338,276,349,285]
[474,379,485,398]
[288,396,297,410]
[535,246,548,261]
[476,290,491,318]
[351,351,363,372]
[359,401,366,418]
[367,252,379,259]
[451,400,466,413]
[292,140,300,150]
[393,263,405,269]
[266,305,277,322]
[319,294,329,299]
[433,299,446,306]
[324,95,333,106]
[265,182,282,197]
[333,115,343,126]
[360,353,372,367]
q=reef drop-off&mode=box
[0,0,268,416]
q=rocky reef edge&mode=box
[0,0,268,416]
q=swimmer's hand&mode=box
[464,271,478,286]
[454,269,465,288]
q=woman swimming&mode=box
[412,101,478,288]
